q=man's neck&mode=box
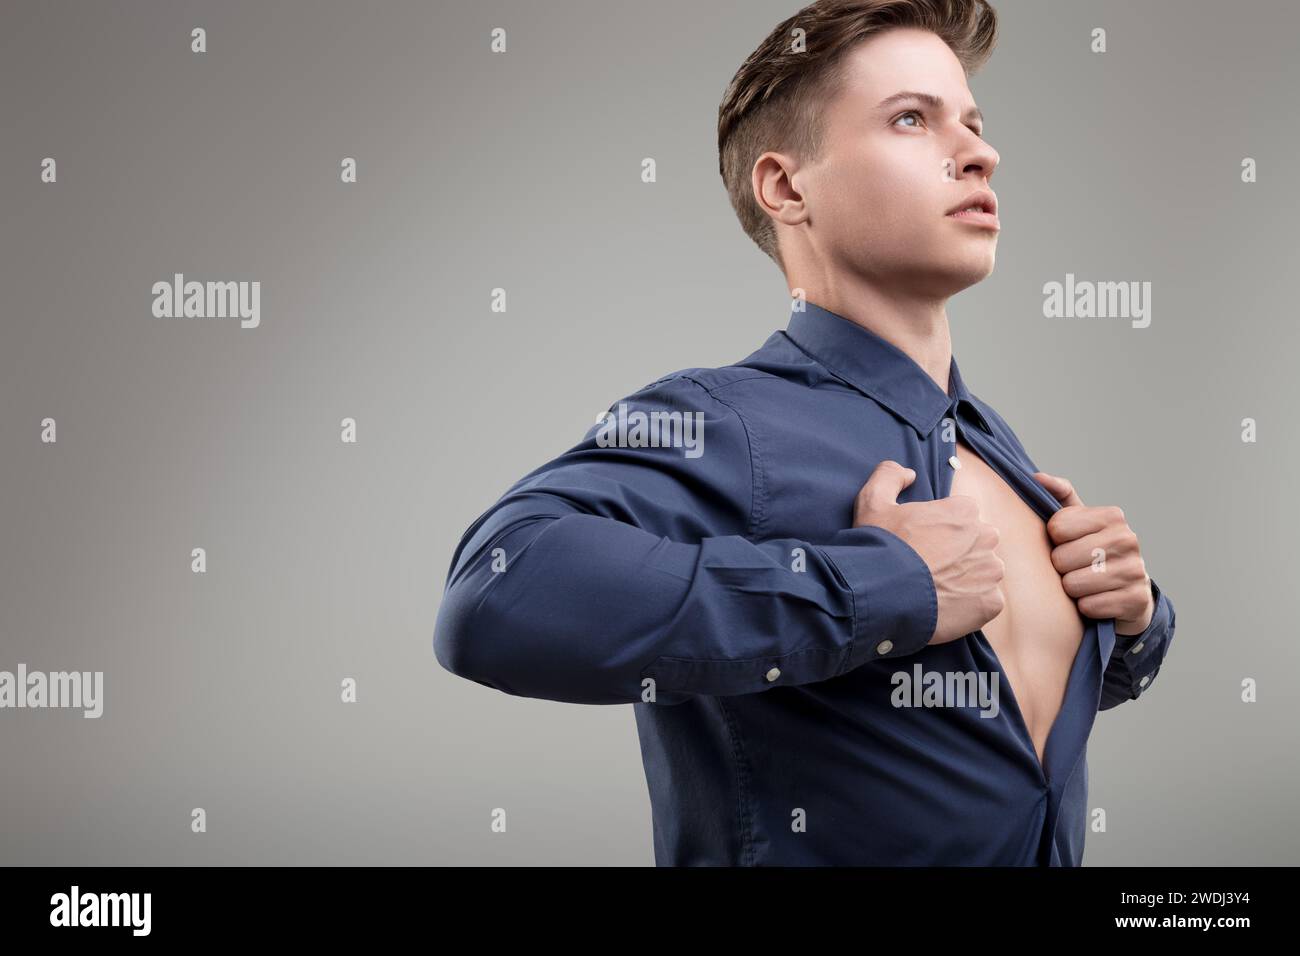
[798,282,954,396]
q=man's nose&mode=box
[954,135,999,181]
[951,130,998,180]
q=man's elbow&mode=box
[433,582,511,693]
[432,566,644,705]
[433,571,575,699]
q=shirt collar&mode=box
[783,300,993,438]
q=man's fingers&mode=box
[858,459,916,512]
[1049,525,1133,572]
[1034,471,1085,508]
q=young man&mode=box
[434,0,1176,866]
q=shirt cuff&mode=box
[1115,577,1170,648]
[816,525,938,670]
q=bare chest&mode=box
[949,437,1085,764]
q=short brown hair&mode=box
[717,0,998,273]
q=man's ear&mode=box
[753,151,808,229]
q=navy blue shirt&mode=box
[433,300,1176,865]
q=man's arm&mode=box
[1099,576,1176,711]
[433,374,937,706]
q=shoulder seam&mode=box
[675,374,762,540]
[699,372,778,394]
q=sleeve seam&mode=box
[680,374,762,542]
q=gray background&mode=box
[1,0,1295,865]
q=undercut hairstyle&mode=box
[717,0,998,273]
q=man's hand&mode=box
[852,460,1005,646]
[1033,471,1155,635]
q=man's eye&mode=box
[893,110,924,128]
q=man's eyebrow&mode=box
[875,90,984,125]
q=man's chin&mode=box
[852,250,996,296]
[924,254,997,296]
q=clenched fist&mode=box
[1033,471,1155,635]
[852,459,1005,645]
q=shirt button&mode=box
[1138,675,1150,687]
[876,640,894,655]
[765,667,781,682]
[1129,641,1145,654]
[948,455,961,469]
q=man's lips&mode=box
[945,188,999,229]
[946,189,997,216]
[946,207,1000,230]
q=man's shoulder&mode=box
[630,363,783,400]
[625,333,810,405]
